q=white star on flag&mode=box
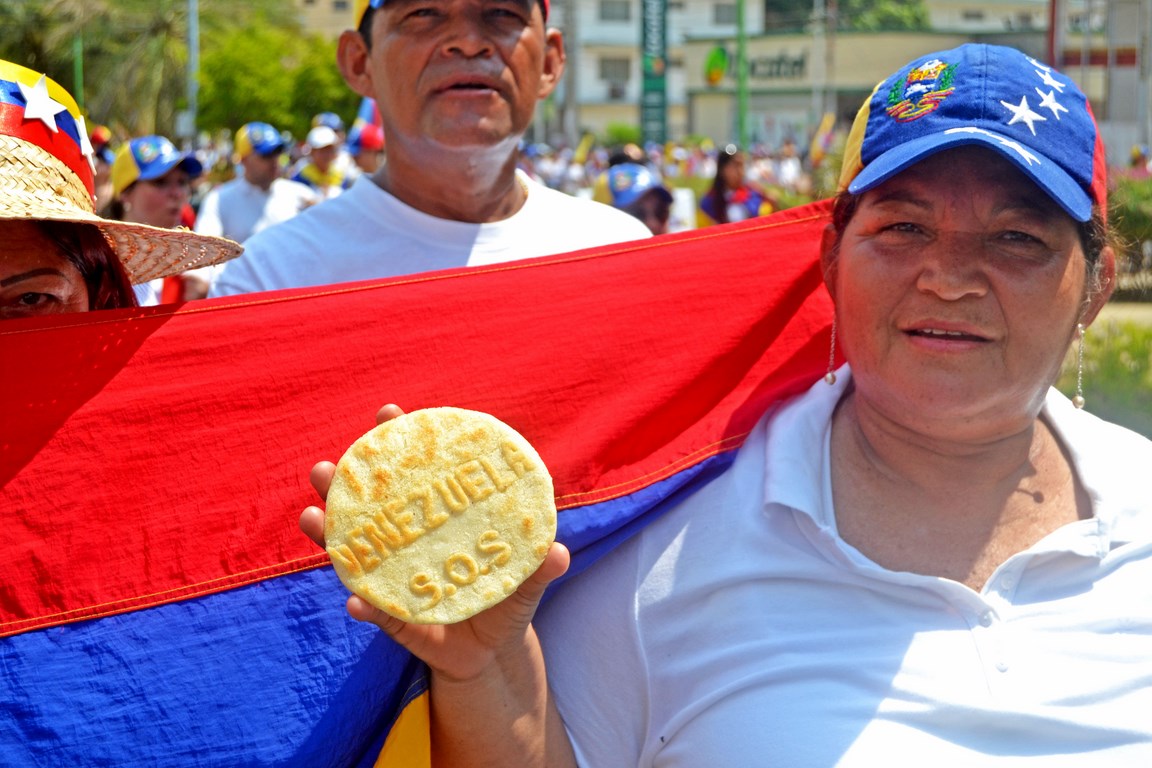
[1036,69,1066,92]
[1034,88,1069,120]
[1000,96,1047,135]
[76,114,97,172]
[17,74,68,133]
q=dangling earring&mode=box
[824,318,838,385]
[1073,323,1086,409]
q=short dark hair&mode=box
[358,8,376,50]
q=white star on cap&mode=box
[1000,95,1047,135]
[1027,57,1052,72]
[1034,88,1069,120]
[1036,68,1066,92]
[17,74,68,133]
[944,127,1042,166]
[76,114,97,172]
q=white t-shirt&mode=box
[194,176,317,245]
[537,368,1152,767]
[208,171,651,296]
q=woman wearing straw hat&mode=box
[0,60,239,320]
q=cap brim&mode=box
[848,128,1093,222]
[139,154,203,182]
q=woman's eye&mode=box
[879,221,923,235]
[1000,230,1042,244]
[18,292,53,307]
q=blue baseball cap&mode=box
[111,135,203,197]
[312,112,345,132]
[235,122,285,159]
[839,44,1107,222]
[606,163,672,209]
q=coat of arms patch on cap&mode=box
[886,59,958,122]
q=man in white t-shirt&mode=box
[210,0,648,297]
[195,122,317,245]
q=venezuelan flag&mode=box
[349,96,382,139]
[0,203,834,766]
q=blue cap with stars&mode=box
[839,44,1108,222]
[605,163,672,209]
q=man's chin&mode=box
[420,128,523,154]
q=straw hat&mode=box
[0,59,241,284]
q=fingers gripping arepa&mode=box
[324,407,557,624]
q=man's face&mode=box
[243,152,281,190]
[352,0,562,155]
[626,190,671,236]
[310,145,338,173]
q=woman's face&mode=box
[721,153,745,189]
[1,221,89,319]
[823,146,1113,438]
[120,168,191,228]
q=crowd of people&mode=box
[83,119,820,274]
[3,0,1151,764]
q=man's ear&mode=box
[1081,245,1116,328]
[819,224,839,302]
[337,29,376,100]
[537,29,566,99]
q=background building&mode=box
[293,0,1150,162]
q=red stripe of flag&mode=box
[0,202,833,636]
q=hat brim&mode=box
[1,206,242,285]
[138,154,203,182]
[847,128,1093,222]
[1,137,240,284]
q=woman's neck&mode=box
[829,390,1089,590]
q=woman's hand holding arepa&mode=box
[299,403,578,768]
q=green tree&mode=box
[286,36,361,139]
[836,0,930,31]
[763,0,930,33]
[198,25,359,141]
[197,25,306,137]
[0,0,299,138]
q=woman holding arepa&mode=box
[302,44,1152,767]
[0,60,238,320]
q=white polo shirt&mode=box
[536,368,1152,767]
[208,172,651,297]
[194,176,317,245]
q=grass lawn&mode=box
[1057,302,1152,438]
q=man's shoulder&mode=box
[241,181,385,251]
[270,177,320,200]
[525,182,652,241]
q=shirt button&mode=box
[980,612,994,627]
[996,660,1009,672]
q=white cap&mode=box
[305,125,338,149]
